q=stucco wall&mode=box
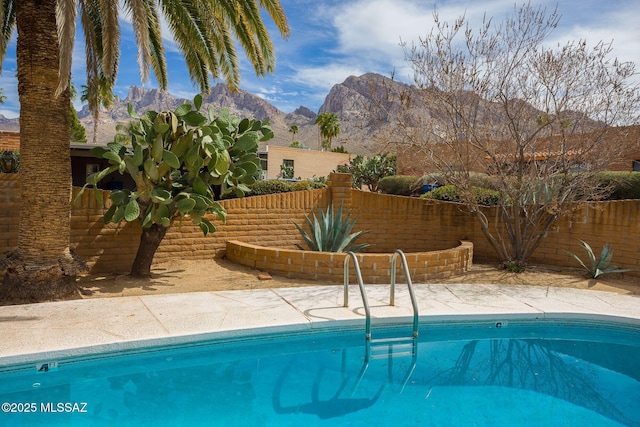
[263,145,350,179]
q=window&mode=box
[259,153,268,179]
[633,160,640,172]
[281,159,294,179]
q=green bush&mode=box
[379,175,420,195]
[247,179,327,196]
[306,179,328,189]
[249,180,293,195]
[422,185,460,202]
[334,153,396,191]
[473,186,501,205]
[290,181,311,191]
[422,185,501,206]
[597,172,640,200]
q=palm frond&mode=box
[123,0,152,83]
[98,0,119,80]
[55,0,77,95]
[257,0,289,38]
[79,0,100,109]
[0,0,17,71]
[158,0,217,92]
[233,0,270,75]
[144,2,166,88]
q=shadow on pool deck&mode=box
[74,259,640,300]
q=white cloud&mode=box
[169,89,199,101]
[0,109,18,119]
[331,0,517,62]
[257,85,279,95]
[550,9,640,71]
[333,0,431,61]
[292,64,366,91]
[325,0,525,87]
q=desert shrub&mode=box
[249,180,293,195]
[379,175,420,195]
[245,179,326,197]
[306,179,328,189]
[290,181,311,191]
[290,179,328,191]
[422,185,501,206]
[422,185,460,202]
[335,153,396,191]
[474,187,501,205]
[597,172,640,200]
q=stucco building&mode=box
[258,145,351,180]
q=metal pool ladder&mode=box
[344,250,420,393]
[343,249,419,341]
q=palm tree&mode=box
[0,0,289,303]
[288,124,298,142]
[70,83,87,142]
[314,112,341,151]
[81,77,117,143]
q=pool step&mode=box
[369,337,417,359]
[353,336,418,395]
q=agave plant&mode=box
[294,203,370,252]
[566,240,631,278]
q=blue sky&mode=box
[1,0,639,118]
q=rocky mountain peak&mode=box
[291,106,316,120]
[126,86,146,102]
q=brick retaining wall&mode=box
[226,240,474,283]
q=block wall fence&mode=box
[1,172,639,277]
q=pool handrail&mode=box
[390,249,419,338]
[343,251,371,339]
[344,249,419,340]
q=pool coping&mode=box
[1,283,638,368]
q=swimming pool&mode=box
[1,318,639,426]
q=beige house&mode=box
[259,145,351,180]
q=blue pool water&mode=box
[1,318,639,426]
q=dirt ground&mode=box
[76,258,640,299]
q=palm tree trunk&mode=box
[0,0,87,304]
[130,224,169,277]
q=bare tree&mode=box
[395,3,640,268]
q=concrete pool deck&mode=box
[1,283,639,367]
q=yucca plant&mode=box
[294,203,370,252]
[566,240,631,278]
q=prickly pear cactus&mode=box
[79,94,270,235]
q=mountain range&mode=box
[0,73,415,156]
[0,72,604,161]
